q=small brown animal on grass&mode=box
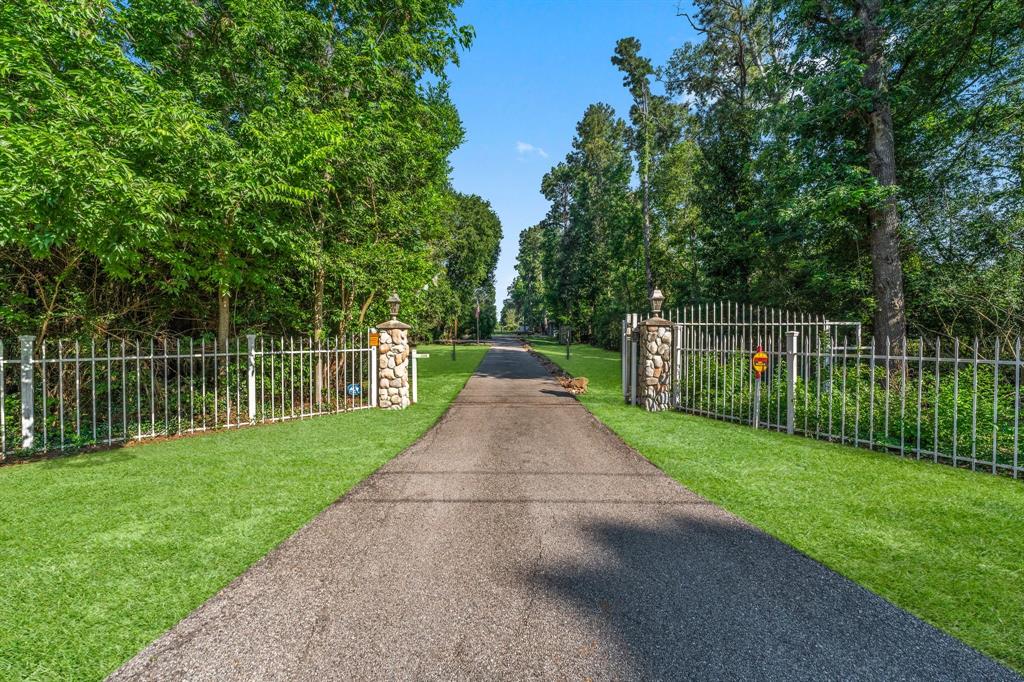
[559,376,589,395]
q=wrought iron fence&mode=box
[623,302,1023,479]
[0,332,377,461]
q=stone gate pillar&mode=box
[639,288,672,412]
[377,292,411,410]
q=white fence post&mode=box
[787,331,799,434]
[411,343,418,404]
[369,328,378,407]
[629,317,638,406]
[246,334,257,423]
[672,319,681,408]
[621,318,628,399]
[19,335,35,449]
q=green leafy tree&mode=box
[1,0,491,344]
[443,193,502,339]
[0,0,222,339]
[508,0,1023,349]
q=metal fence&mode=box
[623,302,1023,479]
[1,332,379,461]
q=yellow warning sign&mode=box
[752,348,769,377]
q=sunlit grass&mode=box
[530,337,1024,674]
[0,345,488,681]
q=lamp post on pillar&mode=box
[637,288,672,412]
[377,293,412,409]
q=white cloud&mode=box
[515,141,548,159]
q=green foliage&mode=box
[505,1,1024,347]
[506,102,644,347]
[443,193,503,339]
[0,0,498,343]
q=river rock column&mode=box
[638,288,673,412]
[377,293,411,410]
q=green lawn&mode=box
[530,337,1024,674]
[0,344,488,682]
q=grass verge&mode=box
[530,337,1024,674]
[0,344,488,681]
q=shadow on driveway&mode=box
[522,512,1019,680]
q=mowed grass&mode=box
[530,337,1024,674]
[0,344,489,681]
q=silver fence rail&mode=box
[0,331,378,460]
[623,302,1023,479]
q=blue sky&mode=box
[446,0,698,305]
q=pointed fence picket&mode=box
[624,302,1022,479]
[0,331,377,461]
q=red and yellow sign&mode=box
[752,347,769,378]
[369,332,380,347]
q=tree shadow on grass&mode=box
[5,444,138,470]
[43,450,138,469]
[520,513,1017,681]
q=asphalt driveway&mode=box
[110,337,1018,681]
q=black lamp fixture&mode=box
[650,288,664,317]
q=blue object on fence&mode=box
[346,383,362,397]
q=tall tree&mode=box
[612,37,656,298]
[781,0,1024,343]
[663,0,788,301]
[444,193,503,338]
[1,0,492,346]
[0,0,224,340]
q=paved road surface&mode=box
[110,338,1017,681]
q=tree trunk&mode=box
[216,246,232,351]
[313,266,325,341]
[857,0,907,351]
[640,90,654,299]
[338,280,355,339]
[217,288,230,350]
[356,291,375,327]
[641,153,654,299]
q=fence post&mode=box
[411,343,418,404]
[787,330,799,434]
[630,318,638,406]
[19,335,35,449]
[753,377,761,430]
[369,335,378,407]
[246,334,257,423]
[673,318,682,408]
[621,317,628,399]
